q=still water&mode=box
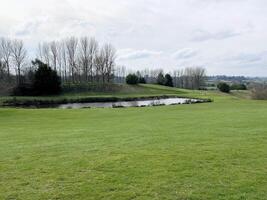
[58,98,202,109]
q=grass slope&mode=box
[0,86,267,199]
[0,84,189,106]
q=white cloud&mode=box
[191,30,242,42]
[172,48,198,60]
[1,0,267,76]
[230,53,264,64]
[118,49,162,60]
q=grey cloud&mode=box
[14,17,48,36]
[172,48,198,60]
[229,52,265,64]
[191,30,241,42]
[1,0,267,76]
[118,49,162,60]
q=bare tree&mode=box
[171,67,206,89]
[1,36,118,85]
[60,41,68,82]
[38,42,51,66]
[55,42,62,78]
[88,38,98,82]
[79,37,90,82]
[184,67,193,89]
[11,39,27,84]
[37,43,43,61]
[0,56,4,79]
[193,67,206,89]
[0,44,3,72]
[65,37,78,83]
[0,37,12,79]
[50,41,58,71]
[115,65,126,83]
[102,44,116,83]
[250,83,267,100]
[172,70,178,87]
[78,37,99,82]
[95,48,105,83]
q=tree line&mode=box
[0,36,116,85]
[126,67,206,89]
[37,37,116,84]
[0,38,27,84]
[1,36,207,91]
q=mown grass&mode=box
[0,85,267,199]
[0,84,208,107]
[0,84,188,104]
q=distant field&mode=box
[0,85,266,199]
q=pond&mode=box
[58,97,204,109]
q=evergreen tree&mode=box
[164,74,173,87]
[32,59,61,95]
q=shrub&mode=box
[138,77,146,84]
[251,83,267,100]
[32,59,61,95]
[157,72,165,85]
[12,83,34,96]
[164,74,173,87]
[126,74,139,85]
[217,82,230,93]
[230,83,247,90]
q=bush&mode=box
[251,83,267,100]
[32,59,61,95]
[217,82,230,93]
[126,74,139,85]
[164,74,173,87]
[230,83,247,90]
[12,83,34,96]
[157,72,165,85]
[138,77,146,84]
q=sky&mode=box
[1,0,267,76]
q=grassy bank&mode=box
[0,84,213,107]
[0,86,266,199]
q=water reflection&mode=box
[59,98,201,109]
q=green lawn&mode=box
[0,86,267,199]
[0,84,193,106]
[0,84,212,107]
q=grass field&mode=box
[0,84,192,106]
[0,85,267,199]
[0,84,212,107]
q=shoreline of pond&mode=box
[2,95,213,108]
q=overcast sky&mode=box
[1,0,267,76]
